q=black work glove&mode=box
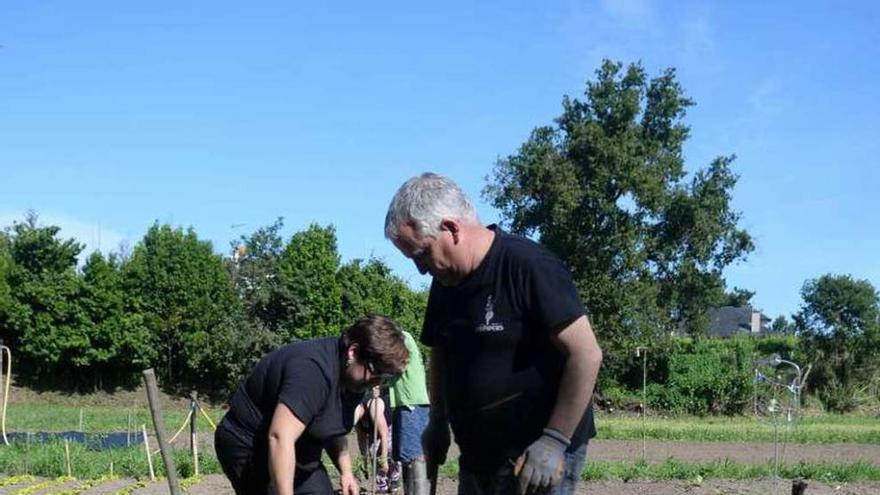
[421,418,451,469]
[516,428,569,495]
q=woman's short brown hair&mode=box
[341,315,409,375]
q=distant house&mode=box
[707,306,770,337]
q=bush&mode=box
[645,383,687,414]
[597,384,642,412]
[612,336,788,415]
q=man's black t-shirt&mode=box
[223,337,361,473]
[421,226,596,473]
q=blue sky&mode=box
[1,1,877,320]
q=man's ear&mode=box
[440,219,461,243]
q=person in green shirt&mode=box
[389,330,431,495]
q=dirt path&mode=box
[196,433,880,465]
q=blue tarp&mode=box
[5,431,146,450]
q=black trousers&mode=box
[215,418,334,495]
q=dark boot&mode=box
[404,458,430,495]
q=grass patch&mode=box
[6,403,877,444]
[598,414,880,444]
[582,458,880,482]
[432,458,880,482]
[2,404,223,434]
[0,440,221,478]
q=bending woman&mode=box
[215,315,409,495]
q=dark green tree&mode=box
[79,252,155,388]
[275,224,344,341]
[0,232,12,327]
[123,223,245,393]
[229,218,287,332]
[0,214,91,384]
[484,61,753,382]
[723,288,755,307]
[338,257,428,338]
[769,315,795,335]
[794,274,879,412]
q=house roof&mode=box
[708,306,769,337]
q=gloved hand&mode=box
[421,418,451,467]
[516,428,569,495]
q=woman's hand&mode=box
[339,471,360,495]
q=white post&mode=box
[635,346,648,460]
[64,439,72,477]
[142,424,156,481]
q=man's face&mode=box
[392,222,459,286]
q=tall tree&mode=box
[80,252,155,388]
[794,274,879,411]
[723,288,755,307]
[0,232,12,326]
[276,224,344,340]
[123,223,243,392]
[0,214,91,383]
[338,257,428,338]
[769,315,795,335]
[484,61,753,379]
[229,218,287,331]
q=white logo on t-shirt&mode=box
[476,295,505,333]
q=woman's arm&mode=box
[327,436,359,495]
[268,402,307,495]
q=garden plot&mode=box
[2,475,880,495]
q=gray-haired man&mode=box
[385,173,602,495]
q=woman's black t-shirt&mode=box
[224,337,361,473]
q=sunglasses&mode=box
[365,361,400,386]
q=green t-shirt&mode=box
[389,330,430,408]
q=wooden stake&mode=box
[190,391,199,477]
[142,424,155,481]
[142,369,180,494]
[79,408,84,432]
[64,439,72,477]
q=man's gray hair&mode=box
[385,172,479,240]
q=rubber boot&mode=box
[404,459,430,495]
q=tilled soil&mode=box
[3,440,880,494]
[6,474,880,495]
[192,434,880,465]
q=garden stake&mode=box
[636,346,648,460]
[25,431,31,475]
[190,391,199,476]
[64,438,72,477]
[0,341,10,446]
[127,411,132,447]
[143,368,181,494]
[142,423,156,481]
[371,396,378,495]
